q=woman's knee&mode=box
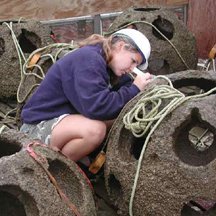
[50,116,107,150]
[85,121,107,145]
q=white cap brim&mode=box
[138,61,148,71]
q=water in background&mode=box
[0,0,131,21]
[0,1,186,46]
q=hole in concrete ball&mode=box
[0,138,22,158]
[118,127,147,161]
[0,185,39,216]
[152,16,174,40]
[174,108,216,166]
[181,199,216,215]
[108,174,123,199]
[0,190,27,216]
[18,29,41,53]
[173,78,216,96]
[134,7,159,12]
[0,38,5,56]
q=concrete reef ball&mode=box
[108,6,198,75]
[0,19,53,100]
[0,129,97,216]
[104,70,216,216]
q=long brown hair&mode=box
[77,33,139,64]
[78,34,113,63]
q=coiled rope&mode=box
[123,75,216,216]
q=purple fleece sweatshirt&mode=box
[21,44,140,124]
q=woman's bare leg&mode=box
[50,114,107,161]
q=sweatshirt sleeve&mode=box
[61,49,140,120]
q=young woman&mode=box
[20,28,152,164]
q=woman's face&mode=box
[109,41,143,77]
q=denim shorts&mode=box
[20,114,69,145]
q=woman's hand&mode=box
[133,72,153,91]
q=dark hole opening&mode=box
[0,38,5,56]
[108,174,123,198]
[134,8,159,12]
[174,108,216,166]
[0,185,39,216]
[173,78,216,96]
[0,191,26,216]
[181,199,216,215]
[18,29,39,53]
[0,140,22,158]
[130,136,147,160]
[118,127,148,161]
[152,16,174,40]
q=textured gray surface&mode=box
[108,6,198,75]
[105,70,216,215]
[0,129,97,216]
[0,20,52,100]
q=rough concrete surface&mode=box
[105,70,216,215]
[108,6,198,75]
[0,129,97,216]
[0,19,53,100]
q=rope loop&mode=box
[123,78,185,138]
